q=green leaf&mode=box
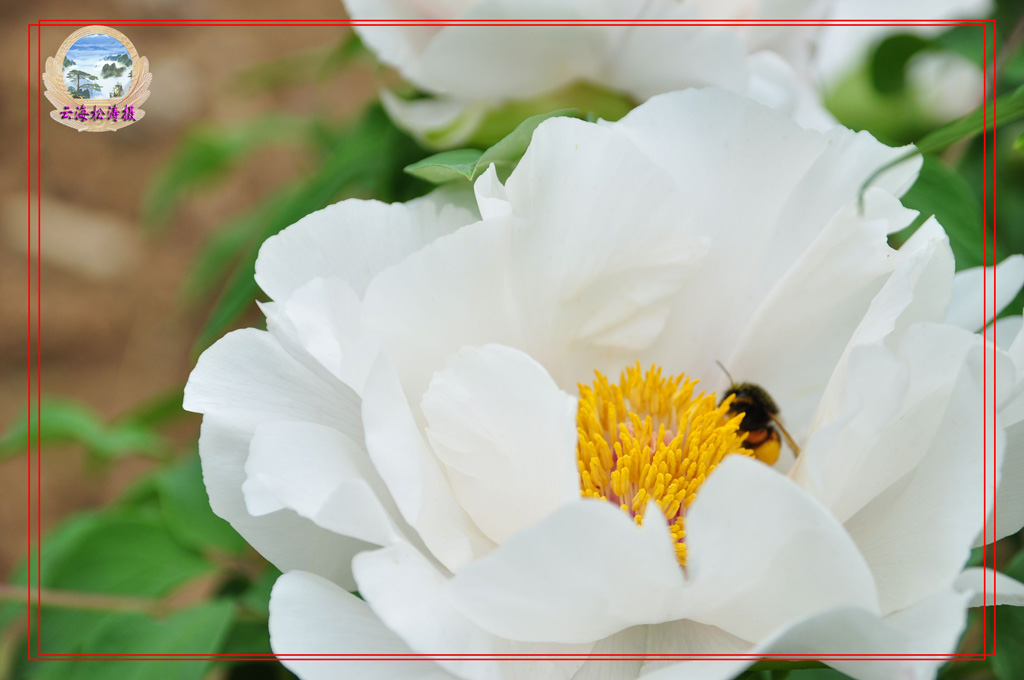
[238,567,279,620]
[317,32,368,79]
[38,510,213,597]
[870,34,931,95]
[898,156,992,270]
[119,390,190,430]
[860,84,1024,205]
[218,619,273,656]
[475,108,578,177]
[182,187,301,302]
[142,115,315,228]
[0,398,168,463]
[916,83,1024,155]
[992,550,1024,680]
[153,455,248,556]
[81,602,234,679]
[14,602,235,680]
[404,108,579,185]
[1,508,217,675]
[404,148,484,183]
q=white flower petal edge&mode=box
[421,344,580,545]
[353,542,588,680]
[444,456,877,644]
[944,256,1024,332]
[242,421,406,547]
[955,567,1024,607]
[255,189,478,302]
[643,588,971,680]
[184,331,371,589]
[269,570,458,680]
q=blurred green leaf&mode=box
[153,456,248,556]
[898,156,992,270]
[13,602,234,680]
[238,566,279,619]
[142,115,315,228]
[932,25,987,66]
[234,33,367,94]
[0,399,169,463]
[992,550,1024,680]
[34,510,213,597]
[317,32,368,79]
[404,148,483,183]
[861,84,1024,211]
[870,34,931,95]
[193,104,427,353]
[183,188,301,302]
[119,390,190,429]
[916,83,1024,155]
[405,108,578,185]
[218,619,273,657]
[77,602,234,679]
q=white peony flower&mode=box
[343,0,834,146]
[185,89,1024,680]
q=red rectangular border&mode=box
[25,17,999,664]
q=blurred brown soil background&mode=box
[0,0,376,577]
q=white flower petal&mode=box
[839,324,1003,613]
[406,0,610,99]
[794,343,914,523]
[604,3,748,100]
[184,330,375,587]
[504,115,707,382]
[243,421,406,547]
[380,89,489,149]
[353,542,587,680]
[344,0,471,76]
[446,499,685,644]
[610,89,917,376]
[955,567,1024,607]
[255,191,477,303]
[361,349,497,572]
[683,456,879,642]
[473,164,511,220]
[260,278,379,395]
[987,419,1024,542]
[362,218,521,408]
[573,621,749,680]
[196,418,371,590]
[988,315,1024,353]
[723,191,910,443]
[421,344,579,544]
[184,328,362,437]
[944,255,1024,332]
[831,219,953,358]
[645,589,970,680]
[269,570,458,680]
[746,50,837,131]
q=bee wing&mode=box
[768,413,801,457]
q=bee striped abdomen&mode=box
[721,382,785,466]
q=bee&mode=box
[715,361,800,466]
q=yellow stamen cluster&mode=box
[576,364,751,565]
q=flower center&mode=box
[576,364,751,565]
